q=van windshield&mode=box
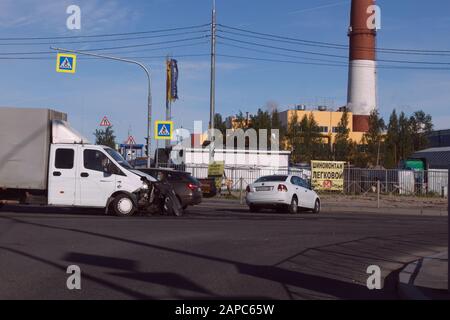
[104,148,133,169]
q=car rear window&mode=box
[255,175,288,183]
[186,175,200,185]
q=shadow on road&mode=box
[1,214,445,299]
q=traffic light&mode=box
[144,137,149,156]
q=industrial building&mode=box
[411,147,450,170]
[427,129,450,148]
[279,106,365,144]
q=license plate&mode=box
[256,186,272,191]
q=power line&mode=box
[218,40,346,64]
[217,35,450,66]
[0,53,210,60]
[0,29,210,46]
[0,35,210,55]
[217,54,450,71]
[217,35,348,59]
[0,23,210,41]
[218,23,450,56]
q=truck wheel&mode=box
[112,194,136,217]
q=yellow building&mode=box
[279,108,364,144]
[226,115,251,130]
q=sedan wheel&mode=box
[288,197,298,214]
[312,199,321,214]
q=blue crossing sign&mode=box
[56,53,77,73]
[154,121,173,140]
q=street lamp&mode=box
[50,46,153,168]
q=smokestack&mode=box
[347,0,377,132]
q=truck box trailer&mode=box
[0,107,67,190]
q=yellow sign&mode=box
[311,161,345,191]
[154,121,173,140]
[208,161,225,177]
[56,53,77,73]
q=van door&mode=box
[77,148,116,207]
[48,145,77,205]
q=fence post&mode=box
[377,179,381,209]
[239,177,244,204]
[385,170,388,193]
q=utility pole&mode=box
[209,0,217,163]
[50,47,153,168]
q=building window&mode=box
[317,126,329,133]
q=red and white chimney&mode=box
[347,0,377,132]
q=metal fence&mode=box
[142,163,448,197]
[344,168,448,197]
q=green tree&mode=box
[234,111,247,129]
[362,110,385,167]
[398,111,413,161]
[250,108,271,132]
[250,108,273,150]
[271,108,286,150]
[298,114,326,163]
[286,112,301,163]
[333,109,351,161]
[214,113,227,135]
[94,126,116,149]
[384,109,399,168]
[409,110,433,152]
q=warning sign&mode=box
[56,53,77,73]
[99,116,112,127]
[154,121,173,140]
[125,135,136,145]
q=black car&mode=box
[138,168,202,210]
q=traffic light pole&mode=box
[51,47,153,168]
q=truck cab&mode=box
[48,144,148,213]
[0,107,157,216]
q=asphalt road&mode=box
[0,199,447,300]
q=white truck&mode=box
[0,107,181,216]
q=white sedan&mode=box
[245,175,320,214]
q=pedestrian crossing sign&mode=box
[56,53,77,73]
[155,121,173,140]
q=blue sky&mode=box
[1,0,450,147]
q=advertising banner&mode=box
[311,161,345,191]
[166,59,179,102]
